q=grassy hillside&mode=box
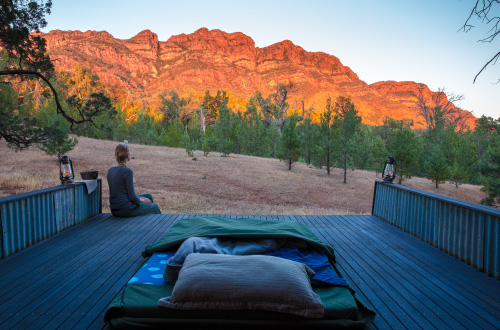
[0,137,485,214]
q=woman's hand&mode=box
[139,196,152,203]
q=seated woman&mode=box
[107,143,161,217]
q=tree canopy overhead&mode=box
[0,0,53,72]
[0,0,113,150]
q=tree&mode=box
[312,97,337,175]
[461,0,500,82]
[277,115,301,170]
[242,98,269,157]
[0,82,45,149]
[0,1,108,149]
[161,119,183,148]
[444,126,477,188]
[0,0,53,72]
[370,135,389,176]
[214,101,234,156]
[298,117,315,165]
[333,96,361,183]
[37,117,78,161]
[479,139,500,207]
[475,117,500,207]
[201,125,218,156]
[426,144,450,189]
[160,90,190,124]
[415,86,469,132]
[201,90,228,126]
[388,127,420,184]
[255,82,295,132]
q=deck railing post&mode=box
[372,181,500,280]
[0,179,102,259]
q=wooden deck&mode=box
[0,213,499,330]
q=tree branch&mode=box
[0,69,95,130]
[474,50,500,83]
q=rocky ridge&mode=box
[41,28,476,128]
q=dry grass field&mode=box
[0,136,486,214]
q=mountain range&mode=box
[41,27,476,128]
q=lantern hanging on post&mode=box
[382,156,396,183]
[59,155,74,185]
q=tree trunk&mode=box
[343,155,347,183]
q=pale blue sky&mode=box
[41,0,499,119]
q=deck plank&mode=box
[0,213,499,330]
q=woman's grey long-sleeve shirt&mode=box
[107,165,140,210]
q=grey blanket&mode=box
[165,237,305,281]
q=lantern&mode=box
[382,156,396,183]
[59,155,75,185]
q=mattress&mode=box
[104,217,376,329]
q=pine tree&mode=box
[426,144,450,188]
[334,96,361,183]
[36,112,78,162]
[444,126,477,188]
[298,118,315,165]
[312,97,337,175]
[388,127,420,184]
[267,123,281,159]
[202,125,218,156]
[165,119,183,148]
[370,135,389,176]
[277,115,301,170]
[214,101,234,156]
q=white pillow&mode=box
[158,253,324,318]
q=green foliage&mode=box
[37,119,78,161]
[0,82,46,149]
[202,125,218,156]
[334,96,361,183]
[35,98,77,160]
[160,90,190,124]
[277,115,301,170]
[214,101,234,156]
[444,125,477,187]
[298,118,315,165]
[312,97,337,175]
[267,123,281,159]
[182,130,194,157]
[370,135,389,175]
[479,145,500,207]
[426,144,450,188]
[388,127,420,184]
[202,90,228,126]
[160,119,183,148]
[132,110,158,145]
[476,121,500,206]
[242,99,270,157]
[0,0,53,72]
[254,83,293,132]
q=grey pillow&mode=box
[158,253,324,318]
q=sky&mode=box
[41,0,499,119]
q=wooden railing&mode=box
[0,180,102,258]
[372,181,500,280]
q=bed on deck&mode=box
[104,217,376,329]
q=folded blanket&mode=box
[164,236,350,292]
[165,237,297,280]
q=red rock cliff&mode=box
[41,28,475,128]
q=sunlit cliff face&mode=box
[41,28,476,129]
